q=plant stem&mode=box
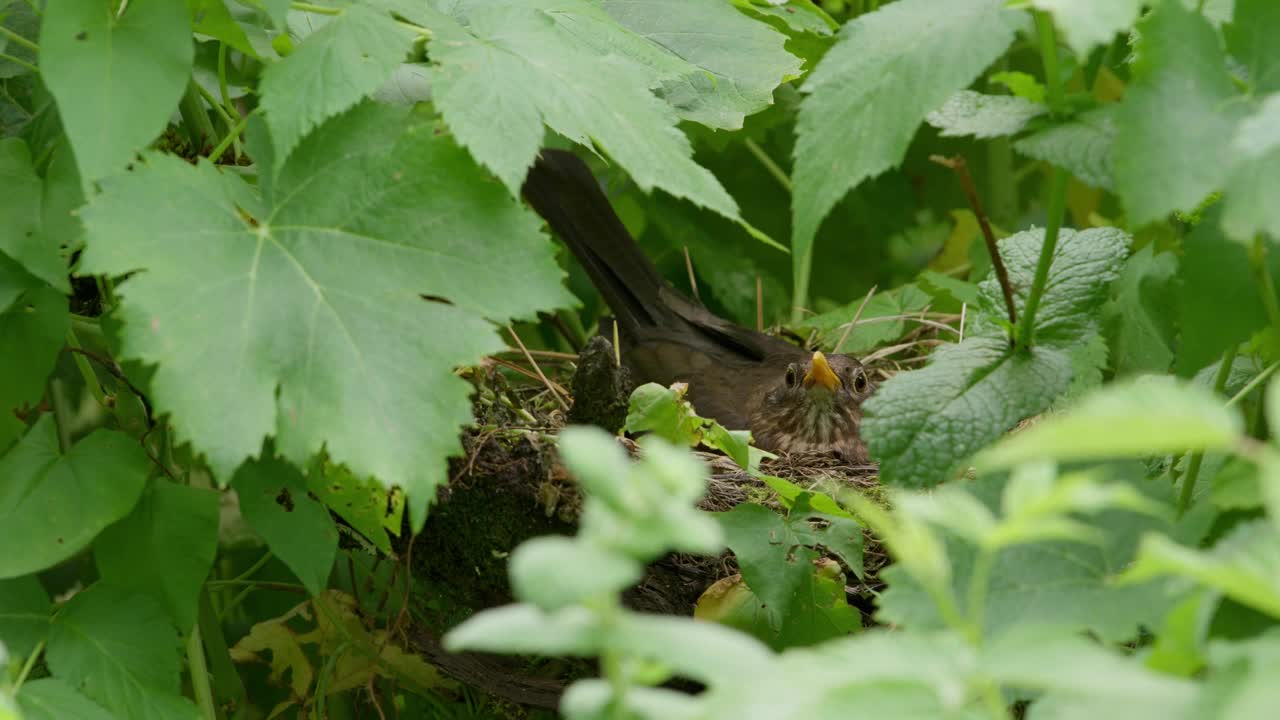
[1016,166,1069,348]
[1250,235,1280,341]
[179,80,219,154]
[0,51,38,74]
[1178,344,1239,516]
[187,623,219,720]
[965,547,996,643]
[743,138,792,193]
[0,25,38,52]
[208,112,250,164]
[65,328,109,408]
[13,640,44,692]
[1227,361,1280,408]
[1034,11,1065,115]
[290,1,341,14]
[198,589,247,715]
[931,155,1016,329]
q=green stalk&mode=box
[0,25,38,53]
[187,623,218,720]
[1250,235,1280,341]
[791,250,814,325]
[208,112,250,164]
[1034,11,1066,115]
[1016,167,1069,348]
[65,328,109,408]
[179,80,218,153]
[1227,361,1280,408]
[198,590,246,717]
[744,138,792,193]
[1178,344,1238,516]
[13,640,45,692]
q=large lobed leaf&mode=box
[1025,0,1145,58]
[864,227,1129,487]
[791,0,1020,294]
[1014,106,1118,191]
[38,0,193,187]
[78,103,574,524]
[411,0,794,237]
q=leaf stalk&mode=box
[1015,166,1069,349]
[1177,344,1238,516]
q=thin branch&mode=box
[507,327,569,412]
[834,285,877,354]
[682,246,701,304]
[743,138,792,193]
[931,154,1017,329]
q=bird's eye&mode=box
[853,370,868,393]
[785,364,798,388]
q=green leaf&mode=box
[1025,0,1145,58]
[419,2,755,235]
[509,536,643,611]
[1103,244,1178,375]
[79,104,572,522]
[0,138,66,291]
[46,584,199,720]
[1013,106,1117,191]
[0,2,39,79]
[16,679,115,720]
[976,377,1241,470]
[0,417,148,579]
[94,482,220,631]
[733,0,836,37]
[259,4,414,169]
[881,469,1190,642]
[924,90,1044,139]
[38,0,193,186]
[798,285,930,354]
[232,456,337,596]
[0,575,49,658]
[601,0,803,131]
[717,498,862,646]
[1226,0,1280,94]
[0,287,67,426]
[1119,521,1280,618]
[306,461,398,554]
[1222,93,1280,241]
[444,604,605,656]
[865,227,1128,486]
[1176,208,1278,375]
[1114,0,1246,225]
[626,382,704,446]
[792,0,1019,289]
[187,0,258,58]
[990,70,1046,104]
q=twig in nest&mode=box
[930,154,1017,329]
[834,285,877,354]
[683,246,701,304]
[489,357,570,398]
[506,327,570,412]
[497,348,579,361]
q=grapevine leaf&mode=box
[306,462,398,554]
[717,498,862,646]
[94,482,220,631]
[600,0,803,130]
[1119,521,1280,619]
[16,679,115,720]
[1114,0,1246,225]
[38,0,193,187]
[1013,106,1117,191]
[0,574,49,658]
[0,138,65,291]
[976,377,1242,471]
[0,416,148,579]
[864,227,1129,487]
[792,0,1019,289]
[259,4,414,169]
[232,456,338,596]
[0,287,67,433]
[46,585,199,720]
[78,103,573,524]
[925,90,1044,139]
[1222,93,1280,241]
[417,1,756,234]
[1226,0,1280,95]
[1025,0,1145,58]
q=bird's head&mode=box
[752,351,873,458]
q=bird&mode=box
[521,149,873,461]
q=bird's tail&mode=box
[521,150,670,336]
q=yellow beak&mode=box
[802,351,841,392]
